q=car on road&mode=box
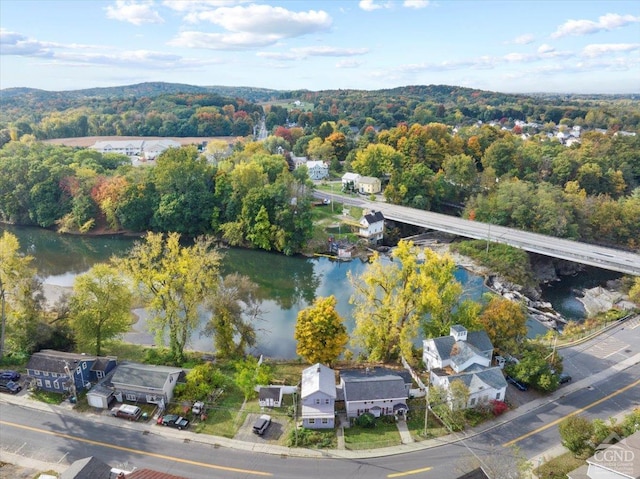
[0,370,20,381]
[111,404,142,421]
[157,414,190,430]
[506,375,528,391]
[558,373,572,384]
[0,380,22,394]
[252,414,272,436]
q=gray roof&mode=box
[585,431,640,478]
[110,363,183,389]
[60,456,111,479]
[450,342,481,369]
[447,367,507,391]
[429,330,493,362]
[302,363,336,399]
[259,386,281,401]
[26,350,98,374]
[340,369,408,402]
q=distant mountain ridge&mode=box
[0,82,282,103]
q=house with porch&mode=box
[108,362,184,408]
[300,363,336,429]
[358,210,385,244]
[338,367,410,420]
[423,325,507,409]
[25,350,117,395]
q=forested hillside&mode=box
[0,82,638,254]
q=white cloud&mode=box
[359,0,393,12]
[582,43,640,58]
[291,46,368,57]
[551,13,640,38]
[336,59,362,68]
[185,4,332,37]
[256,46,368,62]
[105,0,164,26]
[169,31,282,50]
[162,0,247,12]
[537,44,555,54]
[0,29,52,56]
[403,0,430,9]
[512,34,535,45]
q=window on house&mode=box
[82,363,87,370]
[470,397,476,406]
[97,371,104,378]
[54,382,59,389]
[126,393,136,401]
[325,399,330,404]
[321,418,328,424]
[42,371,49,377]
[45,380,51,389]
[315,399,320,405]
[309,418,315,424]
[496,392,501,400]
[36,379,42,387]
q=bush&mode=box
[559,416,594,457]
[490,400,509,416]
[355,412,376,428]
[286,427,337,448]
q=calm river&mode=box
[3,224,554,358]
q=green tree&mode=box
[119,232,220,364]
[68,264,133,356]
[349,240,478,362]
[204,273,262,359]
[477,295,527,353]
[559,415,595,457]
[0,232,37,360]
[234,356,273,400]
[294,296,349,366]
[173,363,229,401]
[351,143,402,178]
[629,277,640,306]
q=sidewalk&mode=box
[1,352,639,469]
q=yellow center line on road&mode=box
[503,378,640,448]
[387,466,433,477]
[0,420,272,477]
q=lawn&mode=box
[343,420,402,450]
[534,451,584,479]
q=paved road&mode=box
[315,190,640,276]
[2,359,638,477]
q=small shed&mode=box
[86,383,114,409]
[258,386,283,408]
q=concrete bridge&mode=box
[326,194,640,276]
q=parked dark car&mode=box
[157,414,189,430]
[0,370,20,381]
[506,375,528,391]
[0,380,22,394]
[558,373,572,384]
[252,414,272,436]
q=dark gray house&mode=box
[338,367,410,419]
[26,350,117,395]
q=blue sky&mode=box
[1,0,639,94]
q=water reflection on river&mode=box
[3,225,549,358]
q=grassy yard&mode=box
[534,451,583,479]
[343,420,402,450]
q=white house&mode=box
[301,363,336,429]
[358,210,385,243]
[339,367,410,419]
[141,139,181,160]
[341,172,361,191]
[423,325,507,409]
[90,139,180,162]
[258,385,283,408]
[306,160,329,181]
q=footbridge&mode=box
[328,194,640,276]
